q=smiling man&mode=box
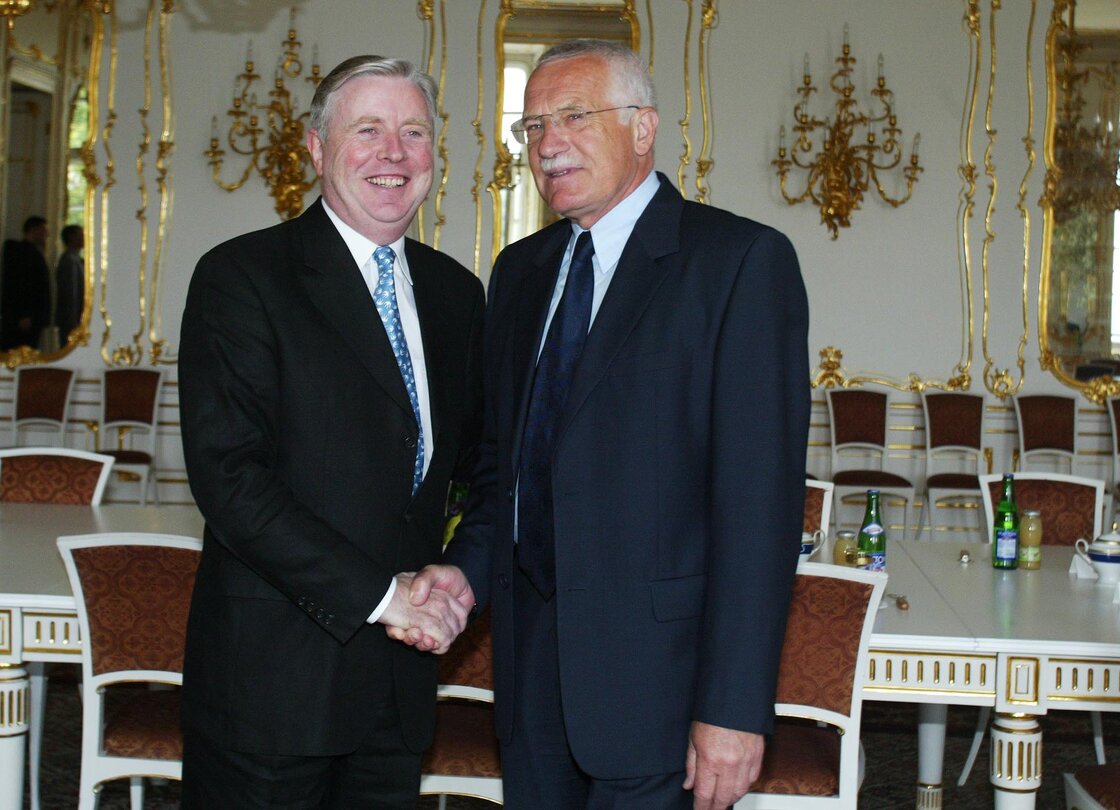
[178,56,483,808]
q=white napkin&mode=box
[1070,552,1098,579]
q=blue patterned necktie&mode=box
[517,230,595,599]
[373,246,424,495]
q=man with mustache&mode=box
[407,38,810,809]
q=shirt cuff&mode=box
[366,577,397,624]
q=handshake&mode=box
[379,564,474,654]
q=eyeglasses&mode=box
[510,106,640,145]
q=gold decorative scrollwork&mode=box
[811,346,971,393]
[416,0,450,250]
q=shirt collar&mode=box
[321,199,412,286]
[577,170,659,271]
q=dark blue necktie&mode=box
[518,230,595,599]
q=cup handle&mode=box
[1075,538,1093,564]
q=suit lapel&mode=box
[508,224,570,473]
[295,200,414,417]
[560,178,683,437]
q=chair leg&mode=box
[129,776,144,810]
[438,796,448,810]
[1093,710,1106,764]
[958,706,990,786]
[28,662,46,810]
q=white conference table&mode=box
[0,502,204,810]
[862,539,1120,809]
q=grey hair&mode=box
[536,39,656,109]
[309,55,438,140]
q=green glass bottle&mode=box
[992,473,1019,569]
[857,489,886,572]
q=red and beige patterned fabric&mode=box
[102,687,182,761]
[1073,763,1120,809]
[803,487,824,534]
[774,575,873,717]
[0,454,107,504]
[749,720,841,796]
[421,701,501,778]
[71,545,200,675]
[439,608,493,689]
[16,367,73,422]
[985,477,1097,546]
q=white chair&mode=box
[919,391,987,541]
[57,532,201,810]
[10,366,76,447]
[98,367,163,504]
[736,563,886,808]
[959,472,1108,785]
[803,478,834,536]
[0,446,116,810]
[1013,394,1078,473]
[826,386,916,537]
[420,609,502,807]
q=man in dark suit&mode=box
[406,39,810,809]
[1,215,50,350]
[54,224,84,343]
[178,55,483,808]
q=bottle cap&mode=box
[1023,509,1040,517]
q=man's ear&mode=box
[306,129,325,175]
[633,107,658,157]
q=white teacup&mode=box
[1075,537,1120,584]
[800,530,825,561]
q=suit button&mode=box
[297,597,306,607]
[404,436,417,449]
[324,613,334,625]
[316,608,325,619]
[403,513,413,524]
[506,488,514,501]
[498,574,510,588]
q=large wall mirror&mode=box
[490,1,639,260]
[1039,0,1120,399]
[1,3,94,367]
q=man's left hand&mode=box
[683,720,764,810]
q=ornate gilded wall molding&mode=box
[416,0,450,250]
[675,0,694,193]
[957,0,982,394]
[692,0,715,203]
[811,347,970,393]
[95,3,119,366]
[470,0,488,277]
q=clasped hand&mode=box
[380,565,474,654]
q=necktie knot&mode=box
[373,246,396,279]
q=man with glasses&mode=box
[406,38,810,809]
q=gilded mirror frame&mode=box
[488,0,640,263]
[1038,0,1120,402]
[0,2,96,368]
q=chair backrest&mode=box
[100,367,163,444]
[826,387,892,476]
[1013,394,1077,472]
[803,479,834,535]
[0,447,114,504]
[980,472,1104,546]
[922,391,985,472]
[761,563,886,806]
[438,607,494,701]
[12,366,76,446]
[57,533,201,684]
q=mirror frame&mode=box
[0,4,95,369]
[1038,0,1120,402]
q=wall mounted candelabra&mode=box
[205,8,321,221]
[772,25,922,240]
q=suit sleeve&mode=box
[693,227,810,735]
[179,248,390,644]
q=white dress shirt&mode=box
[322,201,431,624]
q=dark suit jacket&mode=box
[179,199,484,756]
[443,174,810,778]
[1,239,50,349]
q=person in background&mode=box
[178,54,483,809]
[54,224,84,343]
[1,215,50,349]
[405,37,811,810]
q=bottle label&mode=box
[861,523,883,536]
[995,529,1018,560]
[1019,545,1041,564]
[864,550,886,572]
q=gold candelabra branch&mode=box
[772,25,923,239]
[204,8,321,221]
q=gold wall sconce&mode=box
[205,8,322,221]
[772,25,922,240]
[0,0,31,30]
